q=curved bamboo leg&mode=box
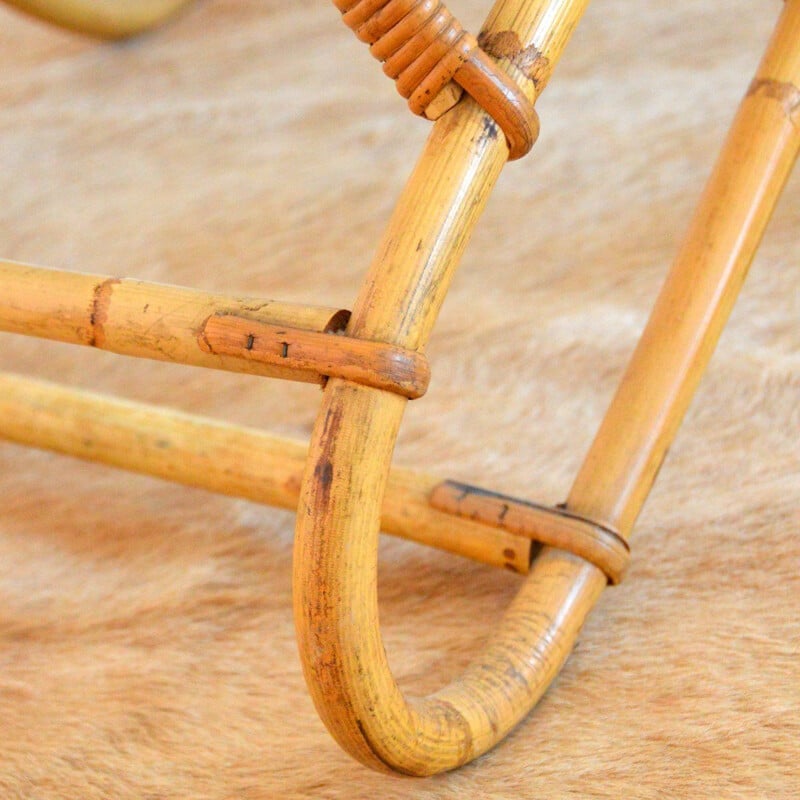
[294,0,598,776]
[1,0,195,37]
[294,0,800,777]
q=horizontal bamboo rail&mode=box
[0,260,356,385]
[0,371,532,573]
[1,0,194,37]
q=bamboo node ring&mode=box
[334,0,540,159]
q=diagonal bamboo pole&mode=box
[0,260,351,385]
[294,0,800,776]
[566,0,800,536]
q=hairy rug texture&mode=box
[0,1,797,797]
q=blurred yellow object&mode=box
[2,0,194,37]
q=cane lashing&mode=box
[334,0,540,159]
[429,480,631,584]
[201,313,431,399]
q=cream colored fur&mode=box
[0,1,797,796]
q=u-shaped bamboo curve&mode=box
[293,0,598,773]
[295,380,607,774]
[1,0,195,37]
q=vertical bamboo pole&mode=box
[566,0,800,537]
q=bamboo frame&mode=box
[429,480,630,585]
[1,0,798,778]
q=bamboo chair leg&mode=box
[0,0,196,38]
[294,0,595,776]
[566,1,800,535]
[293,0,800,777]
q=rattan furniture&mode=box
[1,0,798,776]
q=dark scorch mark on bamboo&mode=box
[89,278,120,348]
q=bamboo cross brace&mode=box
[0,260,352,385]
[0,370,635,577]
[0,261,429,398]
[0,372,531,573]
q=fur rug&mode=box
[0,1,797,796]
